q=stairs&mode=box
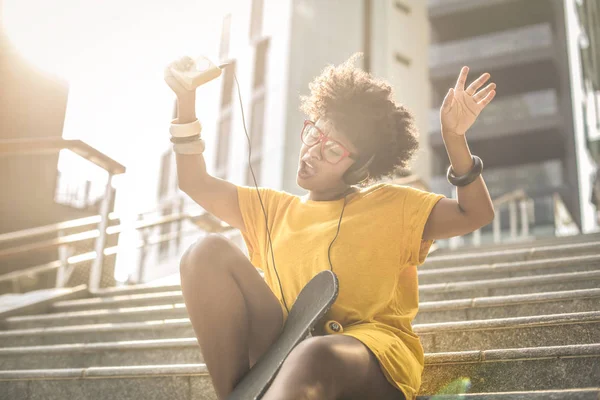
[1,234,599,399]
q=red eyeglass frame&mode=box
[300,120,359,164]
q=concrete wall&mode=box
[283,0,366,194]
[0,20,96,235]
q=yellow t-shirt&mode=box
[236,182,445,400]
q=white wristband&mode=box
[173,138,206,154]
[170,118,202,138]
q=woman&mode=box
[165,53,496,400]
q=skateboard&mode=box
[227,270,340,400]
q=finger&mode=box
[477,89,496,108]
[473,82,496,102]
[441,88,454,113]
[466,73,491,96]
[454,66,469,92]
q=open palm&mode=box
[440,66,496,136]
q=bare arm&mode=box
[175,94,246,232]
[423,67,496,241]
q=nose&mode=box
[306,141,322,160]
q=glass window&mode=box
[246,157,262,186]
[254,38,269,89]
[216,114,232,173]
[249,0,264,41]
[221,61,236,109]
[220,14,232,61]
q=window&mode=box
[253,38,269,89]
[245,37,269,185]
[221,60,236,109]
[246,157,262,186]
[394,1,411,14]
[219,14,232,61]
[249,95,265,155]
[249,0,264,41]
[216,115,232,173]
[158,151,171,199]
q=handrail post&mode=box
[137,227,149,284]
[493,210,501,243]
[509,200,517,240]
[89,173,114,291]
[55,229,68,288]
[520,199,529,238]
[473,228,481,246]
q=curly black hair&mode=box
[299,52,420,182]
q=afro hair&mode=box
[299,52,420,183]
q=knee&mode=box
[180,233,235,276]
[284,337,341,395]
[292,337,341,373]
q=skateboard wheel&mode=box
[324,320,343,334]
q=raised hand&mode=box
[440,66,496,137]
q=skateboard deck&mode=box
[227,270,339,400]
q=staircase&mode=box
[1,234,599,399]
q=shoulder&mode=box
[371,182,438,198]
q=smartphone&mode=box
[169,55,223,91]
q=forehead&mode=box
[314,118,357,153]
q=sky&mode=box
[2,0,231,212]
[2,0,235,280]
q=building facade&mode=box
[426,0,600,238]
[148,0,599,282]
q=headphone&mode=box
[232,71,375,316]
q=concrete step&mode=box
[52,291,184,313]
[1,310,597,362]
[44,267,600,318]
[5,286,600,331]
[418,269,600,302]
[90,283,180,298]
[431,232,600,257]
[2,303,189,330]
[48,255,600,314]
[420,343,600,395]
[423,241,600,270]
[419,254,600,285]
[414,288,600,324]
[417,391,600,399]
[0,318,194,347]
[0,364,215,400]
[416,311,600,352]
[1,345,599,398]
[0,338,203,370]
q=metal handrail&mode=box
[0,137,125,174]
[0,213,120,246]
[0,137,125,291]
[449,188,536,249]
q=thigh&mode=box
[277,335,405,400]
[181,234,284,360]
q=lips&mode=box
[298,160,316,178]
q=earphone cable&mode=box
[233,71,347,319]
[233,72,290,316]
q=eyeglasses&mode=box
[300,120,358,164]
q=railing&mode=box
[54,170,112,210]
[0,137,126,291]
[0,198,236,294]
[429,23,553,68]
[449,189,533,249]
[447,188,578,249]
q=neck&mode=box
[306,185,357,202]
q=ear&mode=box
[343,154,376,185]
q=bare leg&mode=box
[262,335,405,400]
[180,233,284,400]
